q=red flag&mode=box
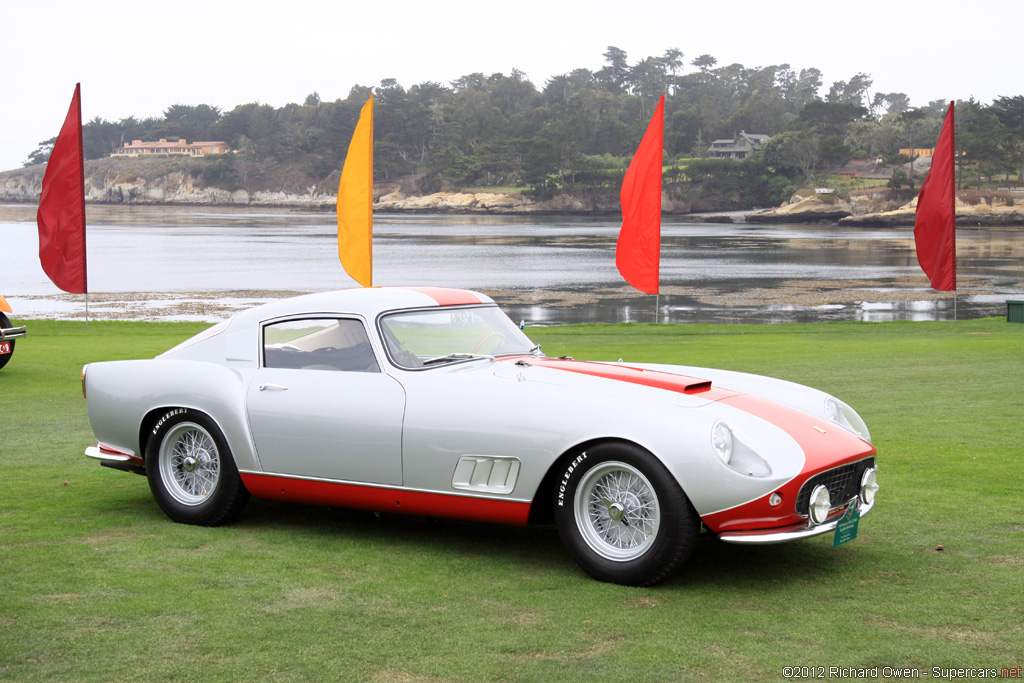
[914,101,956,291]
[37,83,87,294]
[617,95,664,295]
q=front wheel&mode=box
[145,409,249,526]
[553,443,698,586]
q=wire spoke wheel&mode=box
[554,443,697,586]
[146,409,249,526]
[575,461,660,561]
[158,422,222,506]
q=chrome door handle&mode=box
[258,383,288,391]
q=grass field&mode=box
[1,318,1022,682]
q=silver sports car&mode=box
[83,287,878,586]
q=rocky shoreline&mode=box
[4,159,1023,224]
[747,192,1024,227]
[0,161,676,216]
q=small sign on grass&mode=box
[832,504,861,547]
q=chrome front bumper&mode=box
[717,497,874,545]
[1,325,27,341]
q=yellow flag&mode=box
[337,94,374,287]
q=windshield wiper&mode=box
[422,352,496,366]
[529,344,543,356]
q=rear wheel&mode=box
[553,442,698,586]
[145,409,249,526]
[0,313,15,370]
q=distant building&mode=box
[899,148,934,158]
[707,131,771,159]
[111,139,230,158]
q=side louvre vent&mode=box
[452,456,521,494]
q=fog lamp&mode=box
[809,485,831,525]
[860,467,879,506]
[769,492,782,507]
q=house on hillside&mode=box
[111,139,230,158]
[707,131,771,159]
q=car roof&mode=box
[226,286,495,330]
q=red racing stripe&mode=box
[501,357,734,397]
[392,287,484,306]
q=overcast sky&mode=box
[3,0,1021,172]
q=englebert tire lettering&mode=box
[152,407,188,436]
[557,451,588,507]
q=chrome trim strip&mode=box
[1,326,27,340]
[85,445,134,463]
[718,497,873,545]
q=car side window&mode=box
[263,318,380,373]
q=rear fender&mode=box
[85,359,260,471]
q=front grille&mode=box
[795,458,875,517]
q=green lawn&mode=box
[1,318,1022,681]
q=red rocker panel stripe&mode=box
[240,473,531,526]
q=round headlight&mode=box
[711,422,733,465]
[808,484,831,525]
[860,467,879,506]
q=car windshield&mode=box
[379,305,536,369]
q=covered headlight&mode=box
[711,422,733,465]
[709,421,772,477]
[808,485,831,525]
[824,397,871,442]
[860,467,879,505]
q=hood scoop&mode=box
[509,357,713,395]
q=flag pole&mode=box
[337,93,374,287]
[616,95,665,320]
[37,83,89,310]
[913,100,956,312]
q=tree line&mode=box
[25,47,1024,209]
